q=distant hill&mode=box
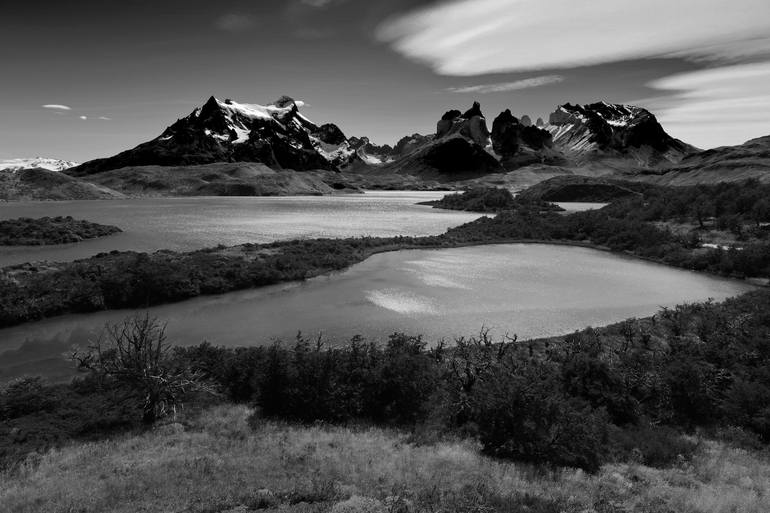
[632,135,770,185]
[81,162,356,197]
[0,168,124,201]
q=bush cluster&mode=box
[424,186,563,213]
[4,289,770,471]
[0,216,121,245]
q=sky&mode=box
[1,0,769,162]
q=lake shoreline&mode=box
[1,229,765,332]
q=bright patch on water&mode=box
[365,289,439,315]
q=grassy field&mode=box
[2,404,770,513]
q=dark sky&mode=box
[2,0,769,162]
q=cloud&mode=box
[98,116,111,120]
[641,62,770,149]
[446,75,564,94]
[42,104,71,111]
[79,116,87,120]
[377,0,770,75]
[215,13,256,32]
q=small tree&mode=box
[73,314,212,424]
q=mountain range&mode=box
[5,95,770,199]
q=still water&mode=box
[0,192,484,267]
[0,243,754,382]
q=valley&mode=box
[2,94,770,513]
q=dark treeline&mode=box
[3,289,770,472]
[603,179,770,229]
[446,207,770,278]
[421,186,564,213]
[0,216,121,246]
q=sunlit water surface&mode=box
[0,243,754,381]
[0,192,484,267]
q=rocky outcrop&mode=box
[312,123,347,146]
[491,110,563,168]
[435,102,491,147]
[545,102,698,166]
[520,115,532,127]
[382,102,501,178]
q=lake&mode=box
[0,243,754,382]
[0,192,484,267]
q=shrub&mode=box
[609,423,699,468]
[467,361,609,472]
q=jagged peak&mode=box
[494,109,519,125]
[462,101,483,119]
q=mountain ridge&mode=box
[60,95,770,192]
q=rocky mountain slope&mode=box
[545,102,698,167]
[67,96,349,176]
[381,102,502,178]
[59,94,769,194]
[633,134,770,185]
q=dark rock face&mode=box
[393,134,433,156]
[491,109,555,165]
[436,102,491,147]
[536,117,545,127]
[462,101,483,119]
[68,96,338,176]
[384,102,502,177]
[421,137,501,175]
[520,115,532,127]
[546,102,697,165]
[312,124,347,146]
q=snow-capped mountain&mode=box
[0,157,78,173]
[69,96,352,176]
[545,102,698,166]
[65,96,704,181]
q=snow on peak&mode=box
[0,157,78,172]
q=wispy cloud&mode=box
[79,116,87,120]
[42,104,71,111]
[98,116,111,121]
[446,75,564,94]
[377,0,770,75]
[215,13,256,32]
[643,62,770,149]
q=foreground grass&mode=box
[2,405,769,513]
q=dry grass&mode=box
[2,405,769,513]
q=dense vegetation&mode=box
[4,289,770,474]
[0,216,121,245]
[514,175,649,202]
[421,186,564,212]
